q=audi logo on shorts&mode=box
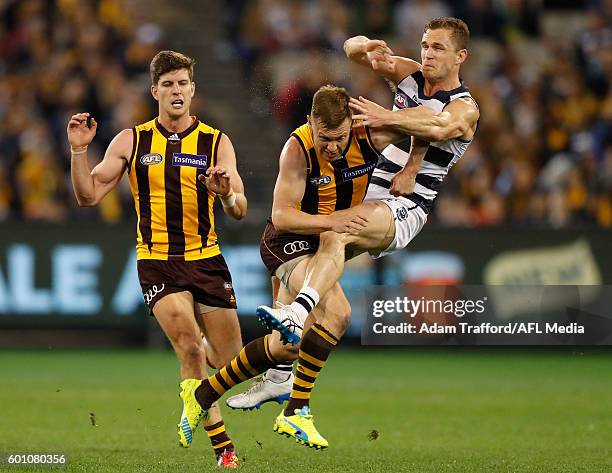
[143,284,165,305]
[283,241,311,255]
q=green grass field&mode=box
[0,349,610,472]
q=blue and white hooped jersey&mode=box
[366,70,476,213]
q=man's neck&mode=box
[422,74,461,97]
[157,113,194,133]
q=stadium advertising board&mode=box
[0,224,610,346]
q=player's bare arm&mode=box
[67,112,130,206]
[389,137,429,196]
[344,35,421,84]
[364,123,430,197]
[200,133,247,220]
[350,95,479,142]
[271,137,368,235]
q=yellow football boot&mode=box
[178,379,206,448]
[273,406,328,449]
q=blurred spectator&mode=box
[393,0,451,55]
[453,0,506,41]
[0,0,158,223]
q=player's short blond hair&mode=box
[425,17,470,51]
[150,50,195,85]
[311,85,351,129]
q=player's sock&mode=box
[205,421,234,454]
[196,335,278,409]
[266,364,293,383]
[290,287,320,319]
[284,323,338,415]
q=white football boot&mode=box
[226,370,293,410]
[256,303,307,345]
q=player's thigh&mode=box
[153,291,201,343]
[198,308,242,365]
[331,201,395,251]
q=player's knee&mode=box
[327,304,351,333]
[270,336,299,361]
[338,305,351,331]
[319,231,349,249]
[176,336,204,363]
[279,341,299,359]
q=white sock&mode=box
[290,286,320,321]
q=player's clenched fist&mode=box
[365,39,395,72]
[66,112,97,149]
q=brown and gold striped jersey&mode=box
[291,122,380,215]
[128,117,222,261]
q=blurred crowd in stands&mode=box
[0,0,159,223]
[1,0,610,228]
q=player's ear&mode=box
[151,84,159,101]
[190,81,195,97]
[456,49,467,65]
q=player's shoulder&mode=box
[454,93,479,109]
[291,122,312,139]
[197,119,222,136]
[451,95,480,123]
[111,128,134,148]
[103,128,134,162]
[447,89,479,111]
[290,122,313,149]
[279,134,309,169]
[133,118,156,132]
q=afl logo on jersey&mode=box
[140,153,163,166]
[395,93,407,108]
[309,175,332,187]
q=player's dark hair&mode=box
[311,85,351,129]
[424,17,470,51]
[150,50,195,85]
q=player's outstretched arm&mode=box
[205,133,247,220]
[350,96,479,142]
[67,112,130,206]
[344,36,420,84]
[272,137,368,235]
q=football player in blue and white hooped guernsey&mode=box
[349,17,479,219]
[253,17,480,446]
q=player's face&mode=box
[310,116,352,162]
[420,28,465,82]
[151,69,195,119]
